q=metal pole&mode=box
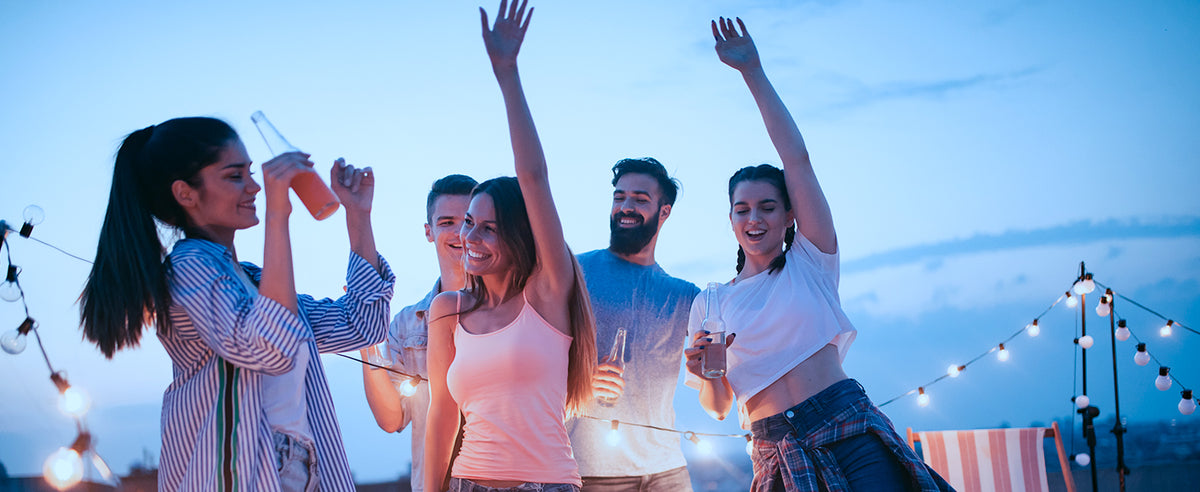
[1078,262,1098,492]
[1107,289,1128,491]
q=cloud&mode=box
[844,216,1200,274]
[821,66,1045,112]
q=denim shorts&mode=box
[273,430,318,492]
[449,477,581,492]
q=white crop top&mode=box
[686,233,856,428]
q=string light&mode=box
[947,364,964,378]
[1073,453,1091,467]
[43,447,83,490]
[996,343,1010,361]
[1,316,35,354]
[0,265,21,302]
[1160,320,1175,337]
[20,205,45,238]
[1072,274,1095,295]
[1134,343,1150,366]
[1180,390,1196,416]
[1064,291,1078,309]
[1115,319,1130,342]
[917,387,930,407]
[1095,296,1111,317]
[1074,395,1090,409]
[606,420,622,446]
[1156,367,1172,391]
[1078,335,1094,350]
[1026,319,1040,337]
[399,377,419,397]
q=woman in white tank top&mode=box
[683,17,952,492]
[422,2,598,491]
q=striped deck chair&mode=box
[906,422,1075,492]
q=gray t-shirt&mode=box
[568,249,699,477]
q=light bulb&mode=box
[997,344,1010,361]
[696,438,713,455]
[1064,292,1078,308]
[399,378,418,397]
[23,205,45,226]
[1,329,27,354]
[1,317,34,354]
[1095,299,1111,317]
[1156,367,1172,391]
[745,436,754,456]
[1134,344,1150,366]
[1079,335,1094,349]
[1074,453,1090,467]
[1027,320,1040,337]
[0,281,20,303]
[1075,395,1090,409]
[947,365,961,378]
[43,447,83,490]
[917,387,930,407]
[1115,320,1130,342]
[1180,390,1196,416]
[605,424,622,447]
[1073,275,1095,295]
[605,430,621,446]
[58,387,91,418]
[1160,320,1174,337]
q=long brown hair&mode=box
[461,177,597,416]
[79,117,237,358]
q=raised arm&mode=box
[481,0,575,315]
[714,17,837,255]
[423,292,462,492]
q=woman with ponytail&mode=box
[423,2,595,491]
[683,19,950,491]
[79,117,395,491]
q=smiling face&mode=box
[609,172,669,255]
[425,194,471,268]
[730,179,794,261]
[177,139,261,242]
[461,192,512,277]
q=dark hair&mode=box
[461,176,597,416]
[425,174,478,223]
[79,117,239,358]
[612,157,680,206]
[728,164,796,275]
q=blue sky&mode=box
[1,0,1198,483]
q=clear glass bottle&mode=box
[250,111,340,220]
[597,327,627,407]
[701,282,726,378]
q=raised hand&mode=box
[480,0,533,73]
[712,17,761,72]
[330,157,374,214]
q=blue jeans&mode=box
[449,478,580,492]
[273,430,318,492]
[750,379,920,492]
[581,466,693,492]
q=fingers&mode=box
[597,360,624,377]
[726,332,736,348]
[711,20,722,43]
[736,17,749,37]
[498,0,509,20]
[520,6,533,33]
[480,7,489,33]
[513,0,526,23]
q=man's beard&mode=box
[609,211,660,256]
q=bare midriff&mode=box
[744,344,848,422]
[463,479,528,488]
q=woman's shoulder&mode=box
[428,290,472,322]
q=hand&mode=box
[480,0,533,73]
[330,158,374,214]
[684,331,735,380]
[592,359,625,401]
[261,151,317,215]
[711,17,761,72]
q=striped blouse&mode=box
[157,238,394,492]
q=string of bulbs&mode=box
[1,208,120,490]
[878,271,1196,417]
